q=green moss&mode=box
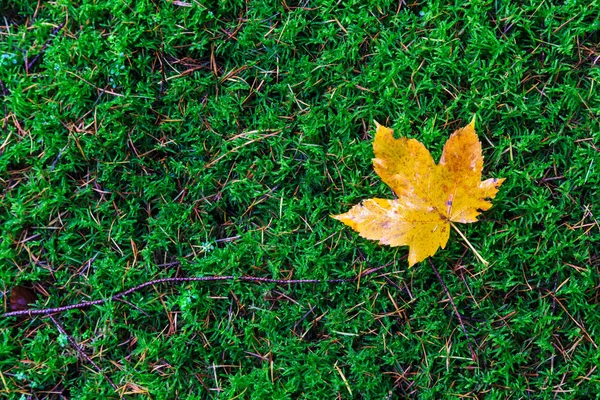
[1,0,599,398]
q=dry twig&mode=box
[428,259,478,362]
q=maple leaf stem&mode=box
[450,222,489,266]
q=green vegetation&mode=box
[1,0,599,398]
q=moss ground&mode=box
[1,1,600,398]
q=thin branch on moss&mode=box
[3,272,383,319]
[25,21,66,73]
[546,290,598,349]
[428,259,477,362]
[0,78,8,137]
[48,315,119,392]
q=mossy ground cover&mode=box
[1,0,599,398]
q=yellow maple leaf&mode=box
[332,119,505,267]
